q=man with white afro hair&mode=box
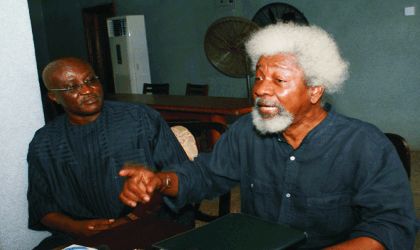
[119,23,419,250]
[246,23,348,93]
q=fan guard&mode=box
[204,16,259,97]
[204,16,260,78]
[252,2,309,27]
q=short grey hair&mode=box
[245,23,349,93]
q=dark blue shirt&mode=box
[28,101,193,231]
[165,104,420,250]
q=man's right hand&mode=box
[119,166,163,207]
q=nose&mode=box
[253,79,273,98]
[79,82,93,95]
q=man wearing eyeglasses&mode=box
[27,57,194,249]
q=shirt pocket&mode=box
[306,193,355,239]
[248,176,280,222]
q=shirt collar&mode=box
[276,103,336,145]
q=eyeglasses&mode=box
[49,76,100,93]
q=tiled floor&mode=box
[197,151,420,249]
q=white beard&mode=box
[252,97,294,135]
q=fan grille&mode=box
[204,16,259,78]
[252,3,309,27]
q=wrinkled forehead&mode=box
[49,61,94,86]
[57,63,93,79]
[256,53,303,73]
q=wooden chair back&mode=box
[385,133,411,180]
[186,83,209,96]
[168,120,230,222]
[143,83,169,95]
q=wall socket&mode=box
[215,0,235,7]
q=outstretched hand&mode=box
[119,166,163,207]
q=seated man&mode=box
[27,57,194,249]
[119,23,420,249]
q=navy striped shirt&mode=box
[27,101,190,230]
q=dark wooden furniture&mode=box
[184,83,210,148]
[167,120,230,222]
[105,93,254,143]
[143,83,169,95]
[186,83,209,96]
[82,3,116,95]
[385,133,411,179]
[57,215,193,250]
[105,93,253,123]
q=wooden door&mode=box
[82,3,116,94]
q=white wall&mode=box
[0,1,50,249]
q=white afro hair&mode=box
[245,23,349,93]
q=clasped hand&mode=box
[119,165,162,207]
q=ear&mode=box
[47,92,60,105]
[309,86,324,104]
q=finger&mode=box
[89,225,110,231]
[122,179,148,202]
[120,186,151,205]
[147,177,161,193]
[102,219,115,224]
[119,192,139,207]
[88,219,115,230]
[119,168,138,177]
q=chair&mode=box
[186,83,209,96]
[143,83,169,95]
[169,120,230,222]
[385,133,411,180]
[170,125,199,161]
[184,83,211,149]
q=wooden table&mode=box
[105,93,254,125]
[105,93,254,143]
[58,216,193,250]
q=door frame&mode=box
[82,3,116,94]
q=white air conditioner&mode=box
[107,15,151,94]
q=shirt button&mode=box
[290,156,295,161]
[251,183,254,188]
[286,193,291,198]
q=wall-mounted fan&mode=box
[204,16,259,97]
[252,2,309,27]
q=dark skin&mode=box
[43,57,103,125]
[40,57,129,238]
[119,53,385,250]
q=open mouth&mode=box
[259,106,279,116]
[255,98,281,117]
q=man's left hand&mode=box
[87,218,127,231]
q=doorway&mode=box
[82,3,116,94]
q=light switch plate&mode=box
[405,7,415,16]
